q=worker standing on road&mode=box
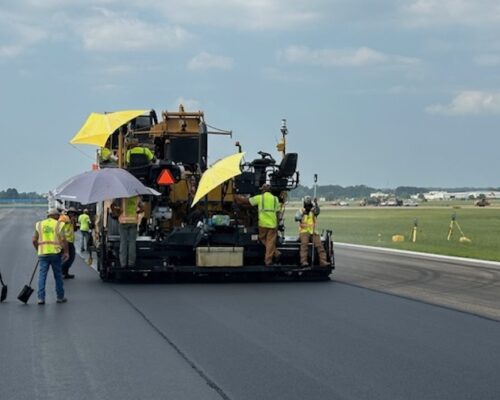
[78,208,91,252]
[111,196,144,268]
[235,184,281,266]
[59,207,78,279]
[32,209,69,304]
[295,196,329,267]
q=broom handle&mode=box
[0,272,5,286]
[29,260,40,286]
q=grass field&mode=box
[284,205,500,262]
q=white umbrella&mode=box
[55,168,159,205]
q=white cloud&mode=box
[402,0,500,27]
[78,10,191,52]
[426,91,500,115]
[0,45,23,58]
[187,52,234,71]
[145,0,322,30]
[279,46,420,68]
[0,12,48,59]
[15,0,325,30]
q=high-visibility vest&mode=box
[119,197,139,224]
[59,215,75,243]
[100,147,111,161]
[36,218,65,255]
[78,213,91,232]
[299,209,316,234]
[249,192,279,228]
[126,147,154,163]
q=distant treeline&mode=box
[0,188,43,199]
[290,185,500,201]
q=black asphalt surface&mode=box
[1,208,500,400]
[334,244,500,320]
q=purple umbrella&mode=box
[55,168,159,205]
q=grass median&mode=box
[284,205,500,262]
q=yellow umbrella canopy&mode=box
[70,109,149,147]
[191,152,246,207]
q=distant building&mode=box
[424,191,450,200]
[423,191,500,200]
[370,192,389,199]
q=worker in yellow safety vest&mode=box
[126,143,154,165]
[59,207,78,279]
[295,196,329,267]
[111,196,144,267]
[32,209,69,304]
[235,184,282,266]
[99,147,118,164]
[78,208,92,253]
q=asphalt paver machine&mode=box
[95,106,334,280]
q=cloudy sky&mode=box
[2,0,500,193]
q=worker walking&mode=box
[59,207,78,279]
[78,208,91,252]
[295,196,329,267]
[235,184,281,266]
[32,209,69,304]
[111,196,144,267]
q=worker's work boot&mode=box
[37,299,45,305]
[56,298,68,303]
[64,273,75,279]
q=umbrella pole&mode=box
[118,131,124,168]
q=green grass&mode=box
[284,206,500,262]
[0,203,46,208]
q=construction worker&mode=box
[295,196,329,267]
[78,208,91,252]
[32,209,69,304]
[126,142,154,165]
[99,147,118,164]
[59,207,78,279]
[235,184,281,266]
[111,196,144,267]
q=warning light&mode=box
[157,169,175,186]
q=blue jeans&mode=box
[81,231,90,251]
[38,254,64,300]
[61,243,75,275]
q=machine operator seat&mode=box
[269,153,298,191]
[275,153,298,178]
[127,153,151,183]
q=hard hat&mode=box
[84,208,89,212]
[67,207,78,214]
[303,195,312,205]
[47,208,60,216]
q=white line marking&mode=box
[335,242,500,268]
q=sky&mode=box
[1,0,500,193]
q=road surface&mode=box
[1,208,499,400]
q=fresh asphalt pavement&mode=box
[1,208,499,400]
[334,244,500,320]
